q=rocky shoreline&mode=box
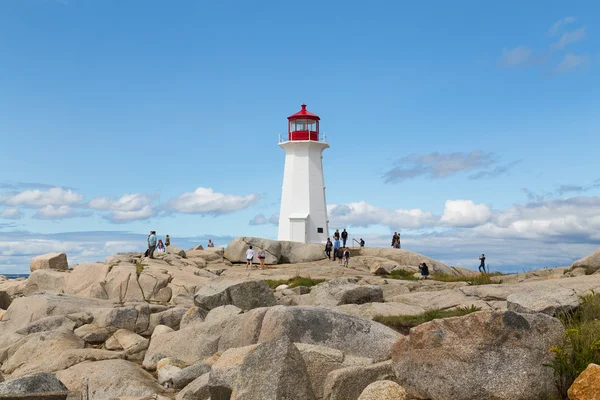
[0,238,599,399]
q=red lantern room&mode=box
[287,104,320,141]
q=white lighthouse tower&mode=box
[277,104,329,243]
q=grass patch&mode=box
[546,293,600,399]
[383,269,419,281]
[136,263,147,276]
[431,273,502,285]
[374,305,481,334]
[265,276,326,290]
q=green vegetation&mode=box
[547,293,600,399]
[265,276,326,290]
[383,270,501,285]
[431,273,502,285]
[374,305,481,334]
[383,269,419,281]
[136,263,147,276]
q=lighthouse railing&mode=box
[278,133,328,143]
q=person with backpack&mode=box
[325,238,333,260]
[359,238,365,247]
[343,247,350,268]
[341,229,348,247]
[336,246,344,267]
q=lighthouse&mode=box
[277,104,329,243]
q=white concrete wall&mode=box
[277,141,329,243]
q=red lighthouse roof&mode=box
[287,104,320,121]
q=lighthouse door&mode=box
[289,218,307,243]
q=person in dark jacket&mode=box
[341,229,348,247]
[359,238,365,247]
[479,254,486,274]
[336,247,344,267]
[418,262,430,279]
[325,238,333,260]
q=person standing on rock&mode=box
[165,235,171,247]
[325,238,333,260]
[479,254,486,274]
[246,246,255,270]
[156,239,166,253]
[336,247,344,267]
[359,238,365,247]
[341,229,348,247]
[333,229,340,241]
[257,245,266,270]
[343,247,350,268]
[207,239,215,248]
[333,236,341,261]
[148,231,157,259]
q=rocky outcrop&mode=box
[30,252,68,272]
[507,286,580,316]
[568,363,600,400]
[391,311,564,400]
[0,372,67,394]
[358,380,407,400]
[309,278,384,307]
[193,278,276,311]
[23,269,68,296]
[358,248,455,275]
[323,360,397,400]
[56,359,165,398]
[572,247,600,272]
[65,263,109,299]
[224,236,327,264]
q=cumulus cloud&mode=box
[166,187,260,215]
[0,187,84,207]
[32,205,90,220]
[549,17,576,36]
[249,213,279,226]
[0,208,23,220]
[500,46,533,67]
[88,193,156,223]
[553,27,587,49]
[555,53,589,73]
[328,201,438,230]
[440,200,492,227]
[383,151,518,183]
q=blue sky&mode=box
[1,0,599,273]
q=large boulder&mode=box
[176,373,210,400]
[209,338,316,400]
[507,286,581,316]
[358,248,455,275]
[358,380,407,400]
[258,306,400,362]
[65,263,109,299]
[224,237,282,265]
[391,310,565,400]
[0,372,67,394]
[323,360,398,400]
[309,278,384,307]
[23,269,69,295]
[56,359,165,398]
[172,361,212,389]
[193,277,276,311]
[572,247,600,272]
[30,252,69,272]
[279,241,327,264]
[295,343,346,398]
[167,246,187,258]
[568,363,600,400]
[103,264,145,303]
[138,268,172,303]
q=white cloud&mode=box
[500,46,532,67]
[0,208,23,220]
[108,205,154,223]
[89,193,153,212]
[328,201,438,230]
[549,17,576,36]
[555,53,589,73]
[553,27,587,49]
[440,200,492,228]
[33,205,88,220]
[166,187,260,215]
[249,213,279,226]
[0,187,84,207]
[88,193,155,223]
